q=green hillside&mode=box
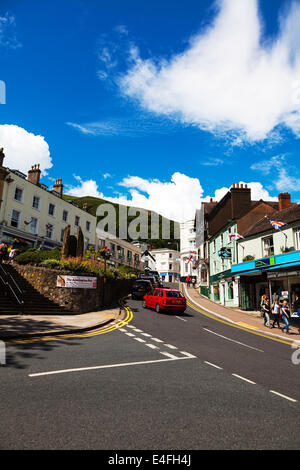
[63,194,180,250]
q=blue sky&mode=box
[1,0,300,221]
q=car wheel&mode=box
[155,303,161,313]
[142,300,147,309]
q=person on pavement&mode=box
[186,275,191,288]
[261,296,271,328]
[271,299,281,329]
[280,300,291,334]
[192,277,196,289]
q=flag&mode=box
[46,223,53,231]
[24,217,33,225]
[229,233,244,241]
[187,255,193,264]
[266,218,286,230]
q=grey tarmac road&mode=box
[0,283,299,450]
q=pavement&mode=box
[184,283,300,342]
[0,307,122,340]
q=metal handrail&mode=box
[0,263,25,314]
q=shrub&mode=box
[243,255,255,262]
[40,259,60,268]
[14,248,60,265]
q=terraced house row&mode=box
[181,184,300,313]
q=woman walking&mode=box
[271,299,281,329]
[280,300,291,335]
[261,296,271,328]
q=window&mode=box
[32,196,40,210]
[220,234,224,246]
[86,220,91,232]
[213,239,216,253]
[46,223,54,239]
[14,187,23,202]
[60,229,64,242]
[169,264,172,270]
[75,215,80,226]
[62,210,68,222]
[110,243,115,256]
[213,261,217,275]
[48,203,56,217]
[127,250,132,263]
[11,209,20,228]
[169,253,173,258]
[295,228,300,250]
[29,217,38,234]
[262,236,274,257]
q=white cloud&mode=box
[251,154,300,192]
[65,175,103,198]
[102,173,277,222]
[203,181,278,203]
[119,0,300,142]
[0,124,52,174]
[0,13,21,49]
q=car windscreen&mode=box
[134,281,151,286]
[165,291,184,298]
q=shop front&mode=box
[209,269,239,307]
[231,250,300,312]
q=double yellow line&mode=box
[5,298,133,345]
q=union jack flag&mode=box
[45,223,53,231]
[187,255,193,264]
[266,218,286,230]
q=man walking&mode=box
[261,296,271,328]
[186,275,191,288]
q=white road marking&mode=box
[126,325,135,329]
[141,333,152,337]
[160,352,179,359]
[232,374,256,384]
[118,328,127,332]
[152,338,163,343]
[146,343,159,349]
[132,328,143,333]
[125,332,135,337]
[180,351,197,358]
[134,337,146,343]
[164,344,178,350]
[176,316,187,322]
[203,328,264,352]
[270,390,297,403]
[204,361,223,370]
[29,357,196,377]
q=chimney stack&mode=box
[0,148,4,167]
[28,164,41,185]
[53,178,63,196]
[278,192,291,212]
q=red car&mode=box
[143,288,186,313]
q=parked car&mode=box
[131,279,153,300]
[140,274,158,287]
[143,288,186,313]
[144,270,162,285]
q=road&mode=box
[0,283,299,450]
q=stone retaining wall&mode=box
[13,264,133,313]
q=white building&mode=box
[180,219,197,278]
[151,248,180,282]
[0,150,96,250]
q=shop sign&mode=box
[281,291,289,298]
[255,256,275,268]
[57,275,97,289]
